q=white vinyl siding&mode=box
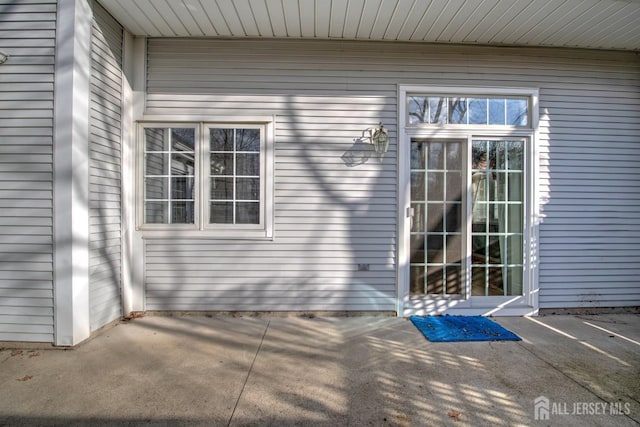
[0,0,56,341]
[144,39,639,311]
[88,2,122,331]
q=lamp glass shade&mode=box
[372,127,389,153]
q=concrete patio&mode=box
[0,313,638,426]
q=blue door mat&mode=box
[410,315,522,342]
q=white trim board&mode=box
[53,0,93,346]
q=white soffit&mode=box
[97,0,640,51]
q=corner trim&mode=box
[53,0,93,346]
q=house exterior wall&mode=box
[144,39,639,311]
[0,0,57,342]
[88,1,122,331]
[1,7,638,344]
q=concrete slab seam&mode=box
[515,341,640,425]
[227,320,271,427]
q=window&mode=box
[143,127,196,225]
[209,128,261,225]
[138,119,274,238]
[408,95,529,127]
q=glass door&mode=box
[407,137,526,310]
[471,139,525,297]
[410,139,465,297]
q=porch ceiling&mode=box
[97,0,640,51]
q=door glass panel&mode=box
[471,140,524,296]
[410,139,464,296]
[411,203,425,232]
[427,172,444,200]
[427,203,443,232]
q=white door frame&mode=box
[396,85,540,317]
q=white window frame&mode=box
[398,86,539,317]
[137,115,275,240]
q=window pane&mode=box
[426,235,443,263]
[488,267,504,295]
[507,235,523,264]
[445,265,463,295]
[445,203,462,233]
[208,126,264,226]
[508,173,523,201]
[469,98,487,124]
[508,204,523,232]
[171,128,195,151]
[171,152,194,175]
[427,203,444,232]
[411,203,425,232]
[446,172,462,201]
[146,153,167,175]
[507,267,523,295]
[236,129,260,151]
[427,142,444,169]
[211,177,233,200]
[449,97,467,124]
[410,266,425,294]
[210,129,234,151]
[446,142,463,170]
[145,177,168,199]
[210,202,233,224]
[506,98,528,126]
[426,265,444,294]
[410,235,425,263]
[171,177,194,199]
[446,235,462,263]
[171,201,194,224]
[429,97,447,124]
[411,140,427,169]
[410,172,424,200]
[489,98,505,125]
[472,266,486,295]
[237,177,260,200]
[508,141,524,169]
[408,96,428,124]
[427,172,444,200]
[236,153,259,176]
[211,153,233,175]
[237,202,260,224]
[145,201,167,224]
[472,140,488,168]
[407,95,530,128]
[472,227,487,256]
[494,172,507,201]
[145,128,167,151]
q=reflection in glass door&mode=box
[410,140,464,296]
[409,138,525,300]
[471,140,524,296]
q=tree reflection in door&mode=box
[471,140,524,296]
[410,140,464,296]
[410,139,524,297]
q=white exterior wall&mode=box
[88,1,122,331]
[0,0,57,341]
[144,40,398,311]
[144,39,640,311]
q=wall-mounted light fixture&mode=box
[363,122,389,154]
[0,51,9,64]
